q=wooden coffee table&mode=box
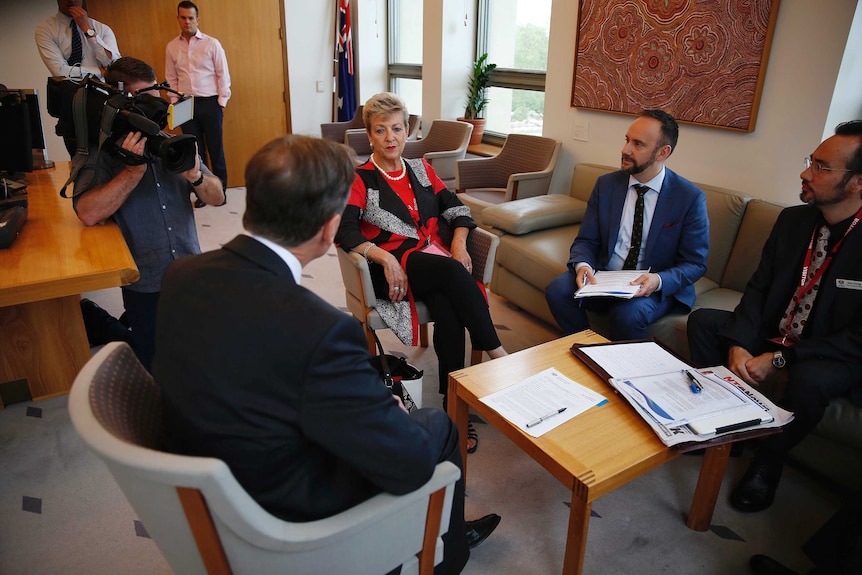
[447,331,746,575]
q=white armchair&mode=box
[68,342,460,575]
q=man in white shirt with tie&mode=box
[165,1,231,200]
[545,110,709,340]
[35,0,121,156]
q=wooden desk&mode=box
[0,163,138,403]
[447,331,739,575]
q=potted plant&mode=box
[458,53,496,146]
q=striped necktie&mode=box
[623,185,649,270]
[68,20,83,66]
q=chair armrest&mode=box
[507,169,556,201]
[482,195,587,235]
[426,150,465,184]
[466,227,500,285]
[337,249,377,308]
[206,460,460,553]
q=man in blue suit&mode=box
[546,110,709,340]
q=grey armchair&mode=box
[68,341,460,575]
[456,133,562,225]
[320,105,365,142]
[401,120,474,187]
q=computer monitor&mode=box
[0,89,33,179]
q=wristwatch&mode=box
[85,28,96,38]
[772,350,786,369]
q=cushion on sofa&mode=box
[482,195,587,236]
[721,199,785,292]
[570,163,615,202]
[697,185,750,284]
[495,226,574,291]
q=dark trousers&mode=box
[545,269,682,339]
[121,288,160,373]
[181,96,227,189]
[687,308,862,458]
[804,489,862,574]
[407,408,469,575]
[405,253,501,394]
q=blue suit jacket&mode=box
[567,168,709,309]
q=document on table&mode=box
[480,367,608,437]
[573,270,649,299]
[572,341,793,446]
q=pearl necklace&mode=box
[370,154,407,181]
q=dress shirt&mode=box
[608,167,666,271]
[165,30,231,107]
[35,12,119,79]
[245,233,302,284]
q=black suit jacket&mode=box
[154,235,439,522]
[721,205,862,367]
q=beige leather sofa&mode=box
[480,163,862,488]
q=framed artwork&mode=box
[571,0,781,132]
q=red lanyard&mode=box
[796,206,862,298]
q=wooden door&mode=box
[85,0,291,188]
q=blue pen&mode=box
[683,370,703,394]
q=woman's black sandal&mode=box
[467,422,479,454]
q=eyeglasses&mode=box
[804,156,854,175]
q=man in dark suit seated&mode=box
[688,120,862,514]
[153,134,500,574]
[545,109,709,340]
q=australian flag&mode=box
[336,0,356,122]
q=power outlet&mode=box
[315,80,325,93]
[573,121,590,142]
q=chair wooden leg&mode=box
[176,487,234,575]
[470,349,482,366]
[364,325,376,356]
[417,487,446,575]
[420,324,429,348]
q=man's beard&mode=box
[621,151,657,175]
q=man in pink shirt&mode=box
[165,1,231,204]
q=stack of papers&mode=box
[574,270,647,299]
[480,368,607,437]
[573,341,793,446]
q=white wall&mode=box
[824,4,862,138]
[543,0,860,204]
[284,0,338,136]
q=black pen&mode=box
[683,369,703,394]
[526,407,567,428]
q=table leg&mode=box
[447,374,470,475]
[562,483,591,575]
[687,443,732,531]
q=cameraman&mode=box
[73,57,225,371]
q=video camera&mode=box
[47,76,197,173]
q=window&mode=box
[388,0,423,115]
[479,0,551,142]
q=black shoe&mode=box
[80,298,132,346]
[465,513,501,549]
[749,554,799,575]
[731,456,783,513]
[194,199,206,208]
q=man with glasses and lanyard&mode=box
[688,120,862,515]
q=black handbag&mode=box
[369,329,421,412]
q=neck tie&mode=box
[69,20,83,66]
[623,185,649,270]
[778,224,830,341]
